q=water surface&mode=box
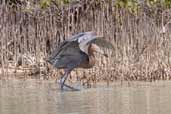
[0,80,171,114]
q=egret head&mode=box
[90,44,108,57]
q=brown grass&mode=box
[1,1,171,86]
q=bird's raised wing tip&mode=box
[91,38,114,50]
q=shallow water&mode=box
[0,80,171,114]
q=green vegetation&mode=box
[39,0,71,8]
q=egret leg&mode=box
[60,69,79,91]
[60,69,69,90]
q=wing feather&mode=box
[48,32,86,60]
[47,41,81,64]
[78,36,114,54]
[87,37,114,50]
[47,32,114,65]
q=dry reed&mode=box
[0,0,171,86]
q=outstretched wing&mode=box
[48,41,69,61]
[47,41,83,68]
[51,31,96,55]
[57,41,81,57]
[86,37,114,50]
[78,36,114,54]
[48,32,87,60]
[47,31,97,68]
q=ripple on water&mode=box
[0,80,171,114]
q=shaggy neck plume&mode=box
[87,45,96,67]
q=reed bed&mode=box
[0,0,171,86]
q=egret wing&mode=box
[78,36,114,54]
[48,41,69,61]
[47,41,83,68]
[87,37,114,50]
[48,32,85,60]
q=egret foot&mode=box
[57,80,80,91]
[62,83,80,91]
